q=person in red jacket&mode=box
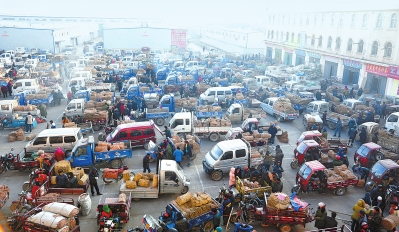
[54,147,65,162]
[100,205,113,227]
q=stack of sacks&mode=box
[272,98,296,114]
[172,192,219,220]
[126,172,158,189]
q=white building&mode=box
[263,2,399,96]
[201,27,265,55]
[0,23,98,53]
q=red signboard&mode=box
[171,29,186,48]
[388,66,399,80]
[366,64,388,76]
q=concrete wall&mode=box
[0,27,54,52]
[103,27,171,50]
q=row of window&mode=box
[206,30,247,40]
[269,12,398,29]
[267,30,393,58]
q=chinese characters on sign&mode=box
[365,64,388,76]
[342,59,362,69]
[388,66,399,80]
[171,29,186,48]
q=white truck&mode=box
[385,112,399,136]
[119,160,190,198]
[0,99,40,116]
[169,112,232,142]
[226,103,266,122]
[64,99,85,117]
[341,99,363,110]
[202,139,264,181]
[260,97,299,122]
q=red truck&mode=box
[12,148,55,171]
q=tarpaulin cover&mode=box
[290,192,308,211]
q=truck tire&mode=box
[291,185,300,194]
[98,134,106,141]
[22,181,31,191]
[335,187,346,196]
[209,133,220,142]
[365,182,375,192]
[155,118,165,126]
[110,159,122,169]
[181,186,189,194]
[143,142,150,150]
[327,122,336,130]
[375,152,384,161]
[211,170,223,181]
[279,224,292,232]
[290,160,299,169]
[93,124,101,131]
[203,221,213,231]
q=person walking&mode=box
[333,117,342,137]
[274,145,284,165]
[359,127,367,144]
[351,199,369,232]
[268,124,278,144]
[183,141,192,167]
[349,127,358,147]
[163,126,171,138]
[89,167,102,196]
[143,153,151,173]
[173,147,184,167]
[25,112,33,133]
[314,202,327,230]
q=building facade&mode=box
[263,7,399,96]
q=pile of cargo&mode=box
[197,105,222,112]
[277,131,289,143]
[354,105,374,112]
[325,93,340,104]
[334,105,354,116]
[8,128,24,142]
[273,98,296,114]
[25,94,50,100]
[172,192,219,220]
[382,214,399,231]
[51,161,88,186]
[0,185,9,207]
[84,100,110,111]
[171,134,201,154]
[83,109,107,121]
[324,164,357,182]
[125,172,158,189]
[174,98,197,108]
[194,118,231,127]
[377,129,399,152]
[285,93,313,105]
[242,131,271,143]
[89,91,113,101]
[327,112,350,125]
[243,108,264,119]
[198,83,211,92]
[35,62,51,71]
[14,104,37,111]
[94,141,126,152]
[25,202,79,231]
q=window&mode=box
[49,136,63,144]
[143,129,153,135]
[384,42,393,58]
[291,32,294,42]
[339,14,344,26]
[286,32,289,42]
[306,16,309,25]
[33,137,47,145]
[130,130,142,137]
[376,13,383,28]
[314,14,317,25]
[25,82,31,86]
[276,31,279,40]
[335,37,341,50]
[318,36,322,47]
[217,91,224,96]
[221,151,233,160]
[185,119,190,125]
[362,14,368,27]
[347,39,353,52]
[172,119,184,128]
[331,14,335,26]
[390,13,398,28]
[64,136,76,143]
[271,31,274,39]
[75,147,87,157]
[297,33,301,44]
[165,171,177,181]
[351,14,356,27]
[117,131,128,138]
[387,114,399,122]
[371,41,379,55]
[236,149,246,158]
[207,91,215,96]
[321,14,325,25]
[357,40,364,53]
[77,103,82,109]
[311,35,315,46]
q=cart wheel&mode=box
[211,170,223,181]
[103,178,114,184]
[365,182,375,192]
[375,153,384,161]
[335,187,346,196]
[22,182,31,191]
[109,159,122,169]
[143,142,150,150]
[279,224,292,232]
[98,134,106,141]
[290,160,299,169]
[203,221,213,231]
[209,133,220,142]
[155,118,165,126]
[93,124,101,131]
[327,122,336,130]
[10,202,22,212]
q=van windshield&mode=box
[110,129,119,139]
[209,145,223,160]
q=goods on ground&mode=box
[25,133,36,141]
[8,128,24,142]
[78,193,91,216]
[277,131,289,143]
[42,202,79,217]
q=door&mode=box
[129,130,143,147]
[162,171,180,193]
[70,146,92,167]
[234,149,248,167]
[386,114,399,132]
[31,137,48,150]
[228,106,241,122]
[219,151,234,173]
[217,91,226,101]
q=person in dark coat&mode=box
[184,140,192,167]
[349,127,358,147]
[315,91,322,100]
[325,212,338,231]
[156,150,164,174]
[1,85,8,98]
[381,102,387,119]
[322,111,327,127]
[179,85,184,98]
[7,81,12,96]
[234,166,243,179]
[222,194,232,225]
[89,167,102,196]
[117,78,122,92]
[113,108,120,121]
[163,126,171,138]
[357,88,363,98]
[211,208,221,230]
[56,170,68,188]
[107,107,113,124]
[274,145,284,165]
[268,124,278,144]
[143,153,151,173]
[273,161,284,178]
[175,212,189,232]
[314,202,327,230]
[349,88,354,98]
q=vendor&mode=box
[100,204,113,227]
[56,170,68,188]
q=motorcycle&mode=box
[10,191,34,213]
[101,166,131,184]
[98,120,118,141]
[22,170,36,191]
[0,148,15,174]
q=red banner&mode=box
[388,66,399,80]
[366,64,388,76]
[171,29,186,48]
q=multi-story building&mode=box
[263,4,399,96]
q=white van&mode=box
[15,47,26,54]
[256,75,273,87]
[13,79,41,93]
[69,77,87,91]
[185,61,199,71]
[25,128,83,154]
[122,56,133,65]
[73,71,93,81]
[0,53,12,62]
[199,87,232,104]
[5,50,15,57]
[136,54,146,60]
[25,59,39,68]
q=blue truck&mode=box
[165,69,199,86]
[66,136,132,168]
[145,108,169,126]
[125,84,164,100]
[14,91,53,106]
[195,106,223,119]
[156,67,169,81]
[0,114,38,130]
[120,68,137,80]
[158,94,196,113]
[73,90,91,102]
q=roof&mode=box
[173,112,191,119]
[69,99,84,104]
[377,159,399,169]
[310,100,328,105]
[217,139,246,151]
[116,121,153,130]
[360,122,379,127]
[229,127,244,133]
[37,128,80,137]
[363,142,382,150]
[302,131,322,136]
[302,140,320,147]
[304,160,326,171]
[344,99,361,103]
[160,159,179,171]
[255,75,267,78]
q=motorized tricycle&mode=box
[291,160,358,196]
[291,140,348,169]
[296,130,349,149]
[364,159,399,191]
[354,142,389,168]
[101,166,133,184]
[97,193,132,231]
